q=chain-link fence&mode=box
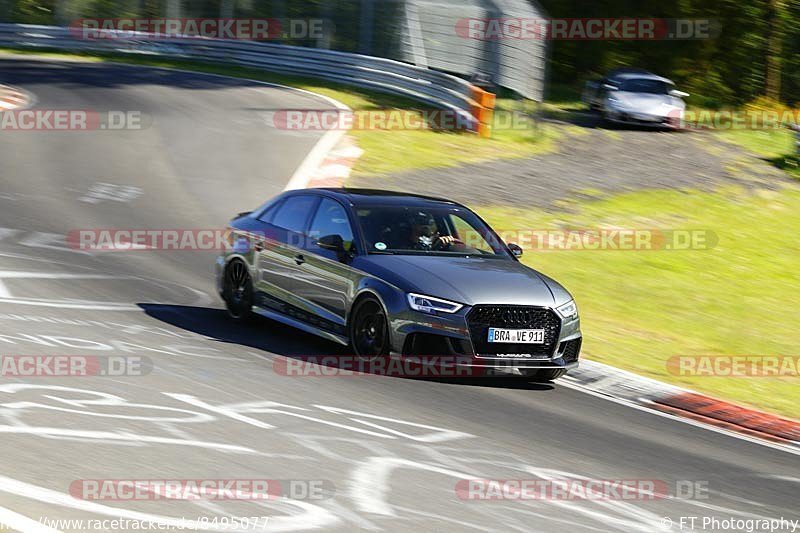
[0,0,547,100]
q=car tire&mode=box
[350,296,391,358]
[522,368,568,382]
[222,259,254,322]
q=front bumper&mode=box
[389,304,582,371]
[606,108,682,128]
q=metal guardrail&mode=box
[0,23,492,131]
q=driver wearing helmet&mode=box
[408,212,458,250]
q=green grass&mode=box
[717,128,793,158]
[352,123,560,176]
[682,101,800,179]
[715,128,800,178]
[479,186,800,419]
[0,47,560,176]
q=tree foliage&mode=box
[539,0,797,105]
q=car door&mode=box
[254,193,319,313]
[292,197,359,334]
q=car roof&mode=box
[304,188,463,208]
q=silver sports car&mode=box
[216,188,582,381]
[583,68,689,127]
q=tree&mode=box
[764,0,785,100]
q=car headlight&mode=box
[407,293,463,314]
[556,300,578,320]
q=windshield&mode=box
[618,79,671,94]
[355,205,510,257]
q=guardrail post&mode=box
[470,86,496,138]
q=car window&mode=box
[271,195,316,233]
[449,215,495,254]
[257,200,282,223]
[355,205,509,257]
[309,198,355,251]
[619,79,670,94]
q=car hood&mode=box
[355,255,571,306]
[611,92,685,113]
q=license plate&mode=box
[487,328,545,344]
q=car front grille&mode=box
[467,305,560,357]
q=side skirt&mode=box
[252,306,350,346]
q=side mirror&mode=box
[508,243,523,258]
[317,234,345,252]
[317,234,353,262]
[669,89,689,98]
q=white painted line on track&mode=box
[0,426,257,453]
[0,270,135,279]
[0,297,141,311]
[0,280,11,298]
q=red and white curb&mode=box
[282,91,359,191]
[0,84,32,111]
[564,360,800,451]
[305,135,363,188]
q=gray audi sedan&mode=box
[216,188,581,381]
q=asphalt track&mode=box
[0,56,797,532]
